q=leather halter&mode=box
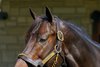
[18,18,65,67]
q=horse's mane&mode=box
[64,20,100,49]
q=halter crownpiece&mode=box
[57,31,64,41]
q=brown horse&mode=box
[15,7,100,67]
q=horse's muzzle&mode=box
[18,54,44,67]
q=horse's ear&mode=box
[45,7,52,22]
[29,8,35,20]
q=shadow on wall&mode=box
[0,0,8,20]
[0,11,8,20]
[90,10,100,43]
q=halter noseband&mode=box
[18,18,65,67]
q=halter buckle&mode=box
[57,31,64,41]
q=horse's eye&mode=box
[39,38,47,42]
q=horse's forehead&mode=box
[38,21,50,35]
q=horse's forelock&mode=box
[25,18,42,43]
[25,16,52,43]
[25,22,35,43]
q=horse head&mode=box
[15,7,100,67]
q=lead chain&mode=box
[52,54,59,67]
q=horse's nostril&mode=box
[37,65,41,67]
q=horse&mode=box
[15,7,100,67]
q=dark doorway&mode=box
[90,10,100,43]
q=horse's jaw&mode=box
[15,59,28,67]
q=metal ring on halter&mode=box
[54,45,62,54]
[57,31,64,41]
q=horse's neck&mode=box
[62,21,100,56]
[62,21,100,67]
[68,39,100,67]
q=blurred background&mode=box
[0,0,100,67]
